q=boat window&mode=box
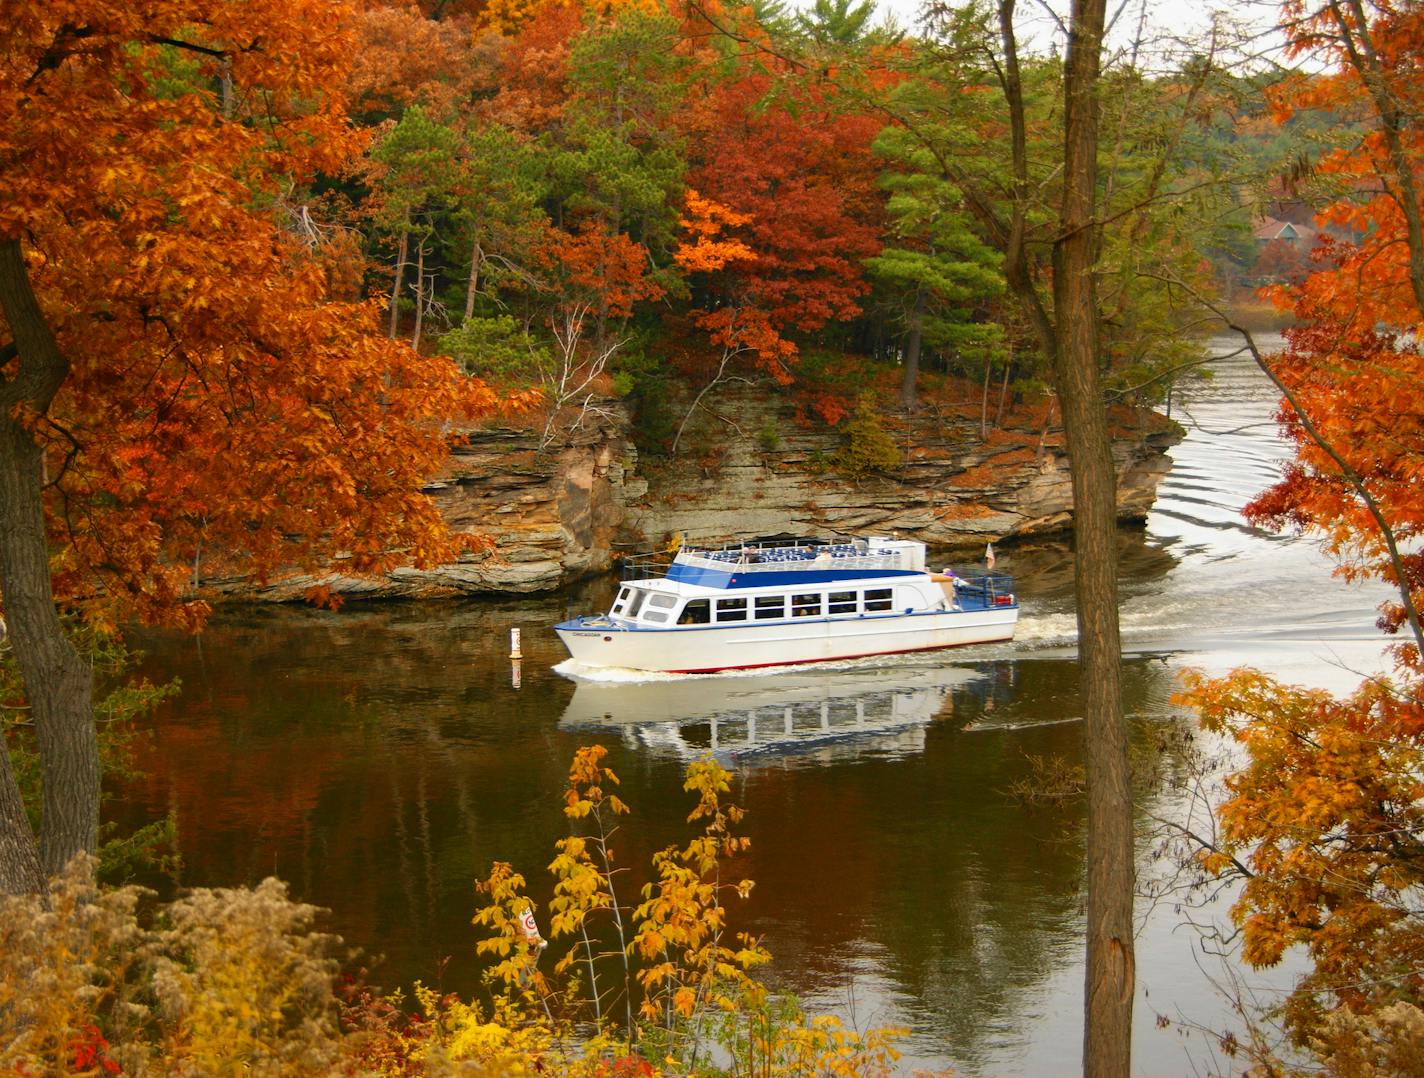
[678,599,710,625]
[648,593,677,610]
[791,593,822,617]
[625,589,647,617]
[754,595,785,620]
[865,588,893,612]
[715,597,747,622]
[643,610,670,624]
[611,586,632,615]
[827,591,857,615]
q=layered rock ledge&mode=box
[233,390,1182,601]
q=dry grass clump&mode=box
[0,857,344,1076]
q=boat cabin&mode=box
[609,581,933,627]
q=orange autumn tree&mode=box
[673,190,792,379]
[668,190,796,452]
[0,0,491,893]
[1177,0,1424,1059]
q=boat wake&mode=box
[552,659,693,683]
[962,715,1083,733]
[1008,611,1078,646]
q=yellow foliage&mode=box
[3,771,912,1078]
[0,857,345,1077]
[1307,1002,1424,1078]
[0,858,146,1074]
[472,862,545,991]
[476,0,566,35]
[149,877,344,1075]
[465,747,908,1074]
[1178,664,1424,1048]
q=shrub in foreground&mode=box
[0,749,933,1076]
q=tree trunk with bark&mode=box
[464,235,483,323]
[0,239,99,893]
[411,240,425,352]
[989,0,1134,1068]
[900,285,926,410]
[1330,0,1424,314]
[388,229,409,339]
[0,745,40,894]
[980,358,992,441]
[1055,1,1135,1073]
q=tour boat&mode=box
[553,536,1018,674]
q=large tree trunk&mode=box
[1055,1,1134,1074]
[0,239,99,890]
[0,744,40,894]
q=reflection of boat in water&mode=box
[557,663,982,763]
[554,536,1018,673]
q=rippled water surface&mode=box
[116,338,1392,1075]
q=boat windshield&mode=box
[620,588,648,618]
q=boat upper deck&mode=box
[659,537,925,589]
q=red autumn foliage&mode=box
[536,219,667,318]
[683,72,884,335]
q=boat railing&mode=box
[674,547,908,574]
[949,568,1017,605]
[617,550,675,581]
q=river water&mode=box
[116,337,1393,1075]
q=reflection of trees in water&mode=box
[736,656,1192,1067]
[118,598,587,993]
[114,598,1192,1062]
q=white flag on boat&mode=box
[985,543,996,570]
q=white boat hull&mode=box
[554,607,1017,673]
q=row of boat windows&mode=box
[612,587,898,625]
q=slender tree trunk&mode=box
[996,359,1012,427]
[388,229,408,339]
[219,57,235,120]
[0,239,98,891]
[1055,1,1134,1074]
[411,240,425,352]
[1333,0,1424,315]
[980,359,992,441]
[900,285,926,410]
[997,0,1057,364]
[464,235,483,323]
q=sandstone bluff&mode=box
[230,390,1182,601]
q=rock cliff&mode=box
[234,390,1181,600]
